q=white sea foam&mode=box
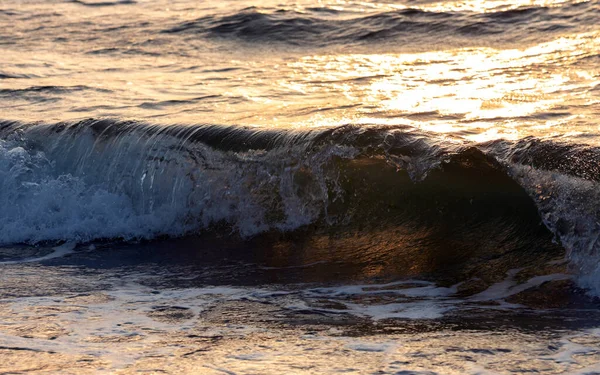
[506,163,600,296]
[0,242,76,264]
[2,279,585,373]
[0,127,355,245]
[470,269,572,302]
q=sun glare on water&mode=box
[284,30,599,143]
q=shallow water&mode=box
[1,240,600,374]
[1,0,600,373]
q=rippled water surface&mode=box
[2,0,599,142]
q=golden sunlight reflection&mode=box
[286,31,599,142]
[1,24,598,144]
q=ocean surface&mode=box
[1,0,600,373]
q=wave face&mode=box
[164,2,599,47]
[1,120,600,291]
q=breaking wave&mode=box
[0,119,599,292]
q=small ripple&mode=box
[68,0,136,6]
[0,72,31,79]
[137,95,224,109]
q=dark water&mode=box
[1,0,600,373]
